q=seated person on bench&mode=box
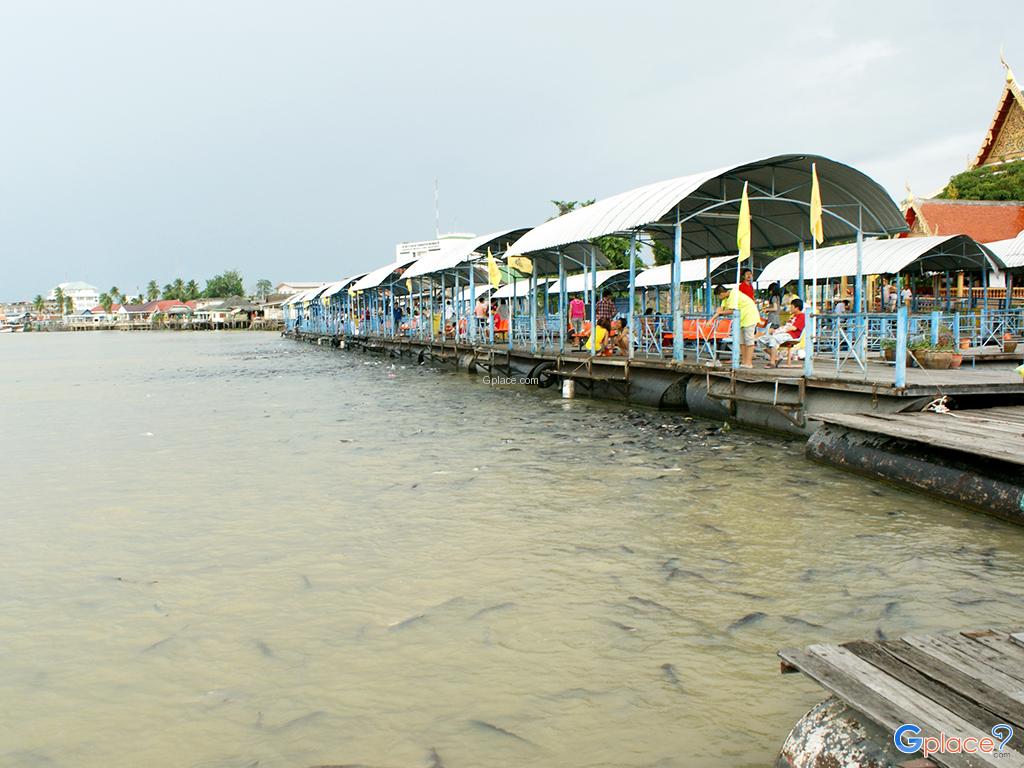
[760,298,805,368]
[610,317,630,355]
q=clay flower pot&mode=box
[1005,340,1019,354]
[959,337,971,350]
[949,353,963,369]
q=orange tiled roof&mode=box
[903,199,1024,243]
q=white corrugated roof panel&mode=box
[757,235,1004,285]
[350,258,420,292]
[491,278,557,300]
[635,257,733,287]
[403,229,531,279]
[506,154,907,261]
[986,230,1024,269]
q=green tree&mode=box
[109,286,121,304]
[185,280,200,300]
[171,278,185,300]
[162,282,175,299]
[938,159,1024,201]
[146,280,160,301]
[64,296,74,315]
[204,270,245,298]
[652,240,673,266]
[99,292,113,313]
[53,287,65,315]
[254,279,273,300]
[32,295,45,313]
[549,199,595,220]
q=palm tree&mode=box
[54,287,65,316]
[64,296,74,315]
[185,280,200,300]
[32,295,44,313]
[146,280,160,301]
[99,292,113,313]
[171,278,185,300]
[110,286,121,304]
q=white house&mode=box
[276,282,325,296]
[48,282,100,312]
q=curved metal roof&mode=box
[491,277,557,300]
[985,230,1024,269]
[635,257,733,287]
[560,269,631,294]
[757,235,1004,285]
[403,229,531,279]
[506,154,906,265]
[350,257,419,292]
[283,284,329,305]
[322,274,367,298]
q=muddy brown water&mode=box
[1,332,1022,768]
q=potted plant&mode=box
[950,350,963,369]
[879,337,896,361]
[1004,333,1018,354]
[959,336,971,350]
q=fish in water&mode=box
[665,567,710,583]
[604,620,637,633]
[470,602,515,620]
[468,719,534,745]
[267,710,327,733]
[388,613,427,631]
[781,615,824,630]
[728,611,767,631]
[628,596,673,613]
[301,574,313,589]
[660,663,684,692]
[255,640,274,657]
[426,748,445,768]
[875,626,888,641]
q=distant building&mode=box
[48,281,100,312]
[276,282,325,296]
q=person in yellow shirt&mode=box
[585,318,612,354]
[711,284,761,368]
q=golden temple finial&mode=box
[1001,46,1015,83]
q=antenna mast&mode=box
[434,177,440,239]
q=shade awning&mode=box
[635,257,733,287]
[559,269,631,294]
[403,229,532,279]
[350,258,419,292]
[284,285,328,305]
[506,154,907,268]
[322,274,367,298]
[491,278,557,300]
[985,230,1024,269]
[757,235,1004,285]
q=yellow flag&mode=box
[507,255,533,274]
[406,278,413,294]
[736,181,751,262]
[810,162,824,245]
[487,247,502,288]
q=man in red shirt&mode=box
[761,297,806,367]
[738,269,756,300]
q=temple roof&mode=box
[972,57,1024,169]
[903,198,1024,243]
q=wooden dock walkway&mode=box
[779,628,1024,767]
[813,407,1024,467]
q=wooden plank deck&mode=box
[812,407,1024,467]
[779,629,1024,768]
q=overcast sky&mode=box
[1,0,1021,299]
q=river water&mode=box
[1,332,1022,768]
